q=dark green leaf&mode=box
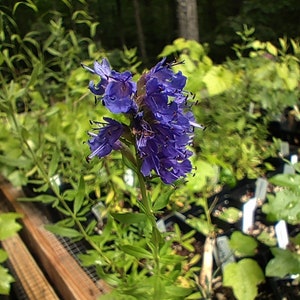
[48,153,60,178]
[152,187,174,211]
[111,212,147,225]
[74,176,85,215]
[120,245,152,259]
[44,224,83,239]
[18,194,57,204]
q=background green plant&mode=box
[0,212,22,295]
[263,164,300,278]
[1,1,300,297]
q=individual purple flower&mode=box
[145,57,186,96]
[102,71,137,114]
[87,117,124,161]
[82,59,137,114]
[82,59,112,95]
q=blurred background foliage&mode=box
[1,1,300,297]
[1,0,300,67]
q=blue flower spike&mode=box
[82,58,203,184]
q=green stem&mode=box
[135,169,161,299]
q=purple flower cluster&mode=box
[82,58,200,184]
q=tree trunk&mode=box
[133,0,147,64]
[177,0,199,41]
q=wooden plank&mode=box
[1,234,60,300]
[0,182,109,299]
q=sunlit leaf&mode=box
[223,259,265,300]
[0,265,15,295]
[266,248,300,278]
[229,231,257,257]
[0,213,22,240]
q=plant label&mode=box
[214,235,235,270]
[156,218,167,232]
[283,163,295,174]
[124,169,135,186]
[290,154,298,164]
[254,178,268,202]
[280,141,289,156]
[91,201,106,225]
[242,197,257,233]
[275,220,289,249]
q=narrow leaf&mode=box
[152,187,174,211]
[111,212,147,225]
[120,245,152,259]
[44,224,83,239]
[74,176,85,215]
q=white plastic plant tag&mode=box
[290,154,298,165]
[283,163,295,174]
[254,178,268,202]
[280,141,289,157]
[214,235,235,270]
[124,169,135,187]
[242,197,257,233]
[248,102,254,114]
[91,201,106,224]
[156,219,166,232]
[275,220,289,249]
[50,174,61,186]
[174,211,186,221]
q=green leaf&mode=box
[74,176,85,215]
[0,213,22,240]
[120,245,153,259]
[111,212,147,225]
[18,194,57,204]
[266,248,300,278]
[229,231,258,257]
[0,265,15,295]
[202,65,233,96]
[217,207,241,224]
[223,259,265,300]
[152,187,174,211]
[48,152,60,178]
[263,189,300,224]
[165,285,194,298]
[185,160,219,192]
[44,224,83,239]
[78,249,106,267]
[0,249,8,263]
[160,254,185,264]
[268,173,300,189]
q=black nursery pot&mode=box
[211,198,243,233]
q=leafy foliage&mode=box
[1,2,300,297]
[0,213,22,295]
